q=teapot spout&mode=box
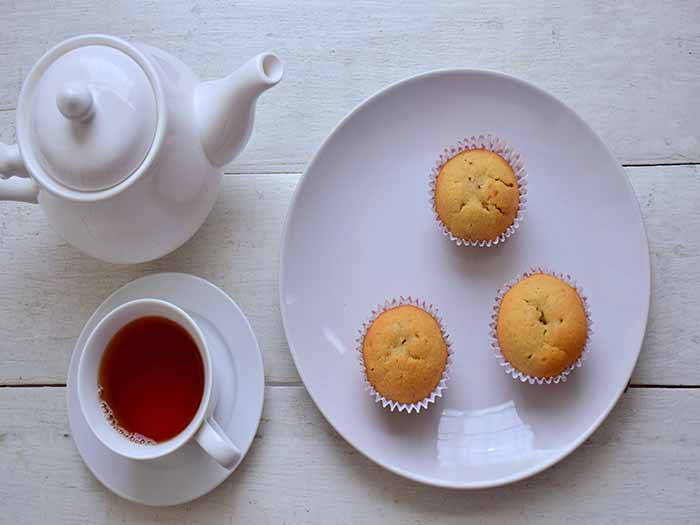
[195,53,283,167]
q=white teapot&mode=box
[0,34,282,263]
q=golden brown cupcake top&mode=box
[434,149,520,242]
[362,304,448,404]
[496,273,588,379]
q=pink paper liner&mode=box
[429,134,528,247]
[489,268,593,385]
[356,296,453,413]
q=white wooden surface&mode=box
[1,387,698,524]
[1,1,699,523]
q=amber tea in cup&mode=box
[98,316,205,444]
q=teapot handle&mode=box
[0,142,38,203]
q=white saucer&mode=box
[66,273,265,506]
[280,70,650,488]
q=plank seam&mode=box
[0,381,308,388]
[0,383,65,388]
[627,384,700,389]
[0,383,698,389]
[622,162,700,168]
[218,162,700,178]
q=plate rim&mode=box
[278,68,651,489]
[66,272,265,505]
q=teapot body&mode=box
[0,34,281,264]
[39,43,222,264]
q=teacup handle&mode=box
[195,417,241,469]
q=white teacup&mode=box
[77,298,240,468]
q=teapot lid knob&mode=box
[56,82,94,121]
[16,38,159,193]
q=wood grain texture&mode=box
[0,0,699,170]
[1,2,698,520]
[1,167,698,386]
[0,174,296,386]
[0,386,697,524]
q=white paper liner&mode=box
[429,134,528,247]
[489,268,593,385]
[356,296,453,413]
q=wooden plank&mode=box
[0,174,297,386]
[0,385,697,523]
[0,1,699,169]
[1,166,699,386]
[0,110,15,144]
[634,166,700,386]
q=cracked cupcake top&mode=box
[434,149,520,242]
[496,274,588,378]
[362,304,448,404]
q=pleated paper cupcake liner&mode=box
[429,134,528,247]
[489,267,593,385]
[356,296,453,413]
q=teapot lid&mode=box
[19,39,158,192]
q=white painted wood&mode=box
[1,3,698,518]
[634,166,700,386]
[0,0,698,170]
[0,386,697,523]
[1,167,698,386]
[0,110,14,144]
[0,174,297,385]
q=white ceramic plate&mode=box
[66,273,264,505]
[279,70,650,488]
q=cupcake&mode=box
[359,298,451,412]
[430,135,526,247]
[492,271,591,384]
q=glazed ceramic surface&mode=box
[66,273,265,505]
[0,34,282,263]
[77,298,240,468]
[279,70,651,488]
